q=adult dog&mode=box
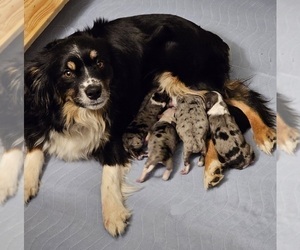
[25,14,276,236]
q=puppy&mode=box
[205,91,255,169]
[173,95,209,174]
[122,89,169,159]
[137,108,178,182]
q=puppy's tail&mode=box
[156,72,208,98]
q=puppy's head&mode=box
[26,35,113,111]
[205,91,229,116]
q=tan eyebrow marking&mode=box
[67,61,76,71]
[90,50,98,59]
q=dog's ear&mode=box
[25,60,56,111]
[44,38,65,51]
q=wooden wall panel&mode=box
[24,0,69,50]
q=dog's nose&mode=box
[85,85,102,100]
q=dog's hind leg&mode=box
[101,163,134,236]
[204,139,224,189]
[0,148,24,204]
[224,80,276,155]
[24,148,44,203]
[277,114,300,154]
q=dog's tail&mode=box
[223,79,276,129]
[156,72,208,98]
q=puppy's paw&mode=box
[180,164,190,175]
[254,127,276,155]
[204,160,224,189]
[278,126,300,154]
[162,169,172,180]
[103,203,131,237]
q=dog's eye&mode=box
[96,60,104,69]
[63,70,74,78]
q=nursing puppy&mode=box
[137,108,178,182]
[173,95,209,174]
[122,89,169,159]
[205,91,255,170]
[25,14,275,236]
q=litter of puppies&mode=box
[126,89,255,186]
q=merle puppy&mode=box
[205,91,255,170]
[122,89,169,159]
[137,108,178,182]
[173,94,209,174]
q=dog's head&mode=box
[205,91,229,116]
[25,35,113,111]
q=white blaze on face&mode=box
[207,91,229,116]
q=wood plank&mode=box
[24,0,69,51]
[0,0,23,53]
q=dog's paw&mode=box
[278,127,300,154]
[253,127,276,155]
[103,204,131,237]
[24,174,39,203]
[0,149,23,204]
[204,160,224,189]
[0,176,18,204]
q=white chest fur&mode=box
[43,107,110,161]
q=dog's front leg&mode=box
[101,163,132,236]
[24,149,44,203]
[0,148,24,203]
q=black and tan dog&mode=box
[25,14,276,236]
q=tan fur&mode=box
[204,139,224,189]
[90,50,98,59]
[0,148,24,203]
[67,61,76,71]
[101,163,138,236]
[24,148,44,202]
[156,72,207,98]
[42,101,110,161]
[224,79,251,99]
[227,99,276,155]
[277,114,300,154]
